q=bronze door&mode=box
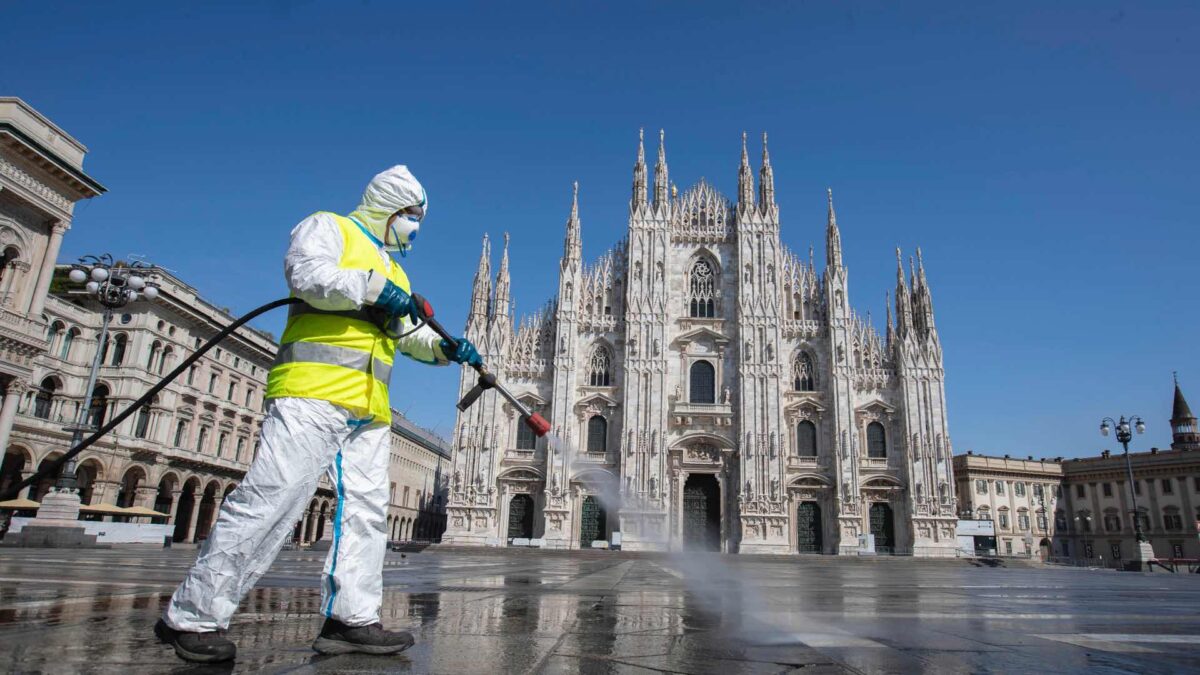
[683,474,721,551]
[869,502,894,552]
[507,494,534,540]
[797,501,822,553]
[579,495,606,546]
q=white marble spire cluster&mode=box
[444,131,958,557]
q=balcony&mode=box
[671,400,734,427]
[787,455,820,470]
[0,307,48,375]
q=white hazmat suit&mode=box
[165,166,447,632]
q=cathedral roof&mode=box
[677,177,730,206]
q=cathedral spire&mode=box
[492,233,512,327]
[653,129,669,207]
[885,290,895,347]
[895,247,913,337]
[825,188,843,270]
[468,234,492,334]
[563,181,582,269]
[631,128,647,210]
[1171,374,1199,450]
[914,247,936,333]
[738,131,755,208]
[758,132,775,208]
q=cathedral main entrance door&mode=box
[579,495,606,547]
[869,502,894,553]
[683,474,721,552]
[797,501,822,553]
[507,494,534,541]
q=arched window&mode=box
[688,259,716,318]
[587,415,608,453]
[196,426,209,452]
[110,333,128,366]
[0,246,19,285]
[60,328,78,361]
[588,345,611,387]
[866,421,887,458]
[134,405,151,439]
[516,417,537,450]
[796,420,817,457]
[147,340,162,371]
[97,331,110,363]
[793,352,815,391]
[173,420,187,447]
[88,385,109,428]
[159,347,173,375]
[689,361,715,404]
[33,378,56,419]
[46,321,64,351]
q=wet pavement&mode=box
[0,547,1198,674]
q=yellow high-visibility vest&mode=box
[265,212,409,423]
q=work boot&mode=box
[154,618,237,663]
[311,618,415,655]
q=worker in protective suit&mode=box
[155,166,481,663]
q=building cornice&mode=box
[0,123,105,198]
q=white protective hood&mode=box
[348,165,427,246]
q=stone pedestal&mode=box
[1123,540,1157,572]
[9,489,98,548]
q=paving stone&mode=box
[0,547,1198,673]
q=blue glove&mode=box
[373,280,421,324]
[440,338,482,367]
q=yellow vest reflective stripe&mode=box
[265,212,409,423]
[273,341,393,383]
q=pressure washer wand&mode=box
[411,293,552,438]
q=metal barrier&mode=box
[1149,558,1200,573]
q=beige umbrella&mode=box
[0,498,39,510]
[78,503,133,516]
[120,505,170,518]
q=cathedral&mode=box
[443,130,959,556]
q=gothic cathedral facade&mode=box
[444,131,958,556]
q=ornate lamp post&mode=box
[1099,415,1154,570]
[24,256,160,545]
[52,256,159,494]
[1074,514,1093,561]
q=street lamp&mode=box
[1099,415,1146,544]
[1074,514,1093,560]
[54,255,160,492]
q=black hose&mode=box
[1,297,302,502]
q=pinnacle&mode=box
[1173,377,1195,422]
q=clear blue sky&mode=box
[3,2,1197,457]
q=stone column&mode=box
[300,510,311,542]
[0,379,28,455]
[185,491,202,542]
[90,480,120,507]
[27,222,67,317]
[19,469,34,499]
[135,485,158,510]
[167,488,183,525]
